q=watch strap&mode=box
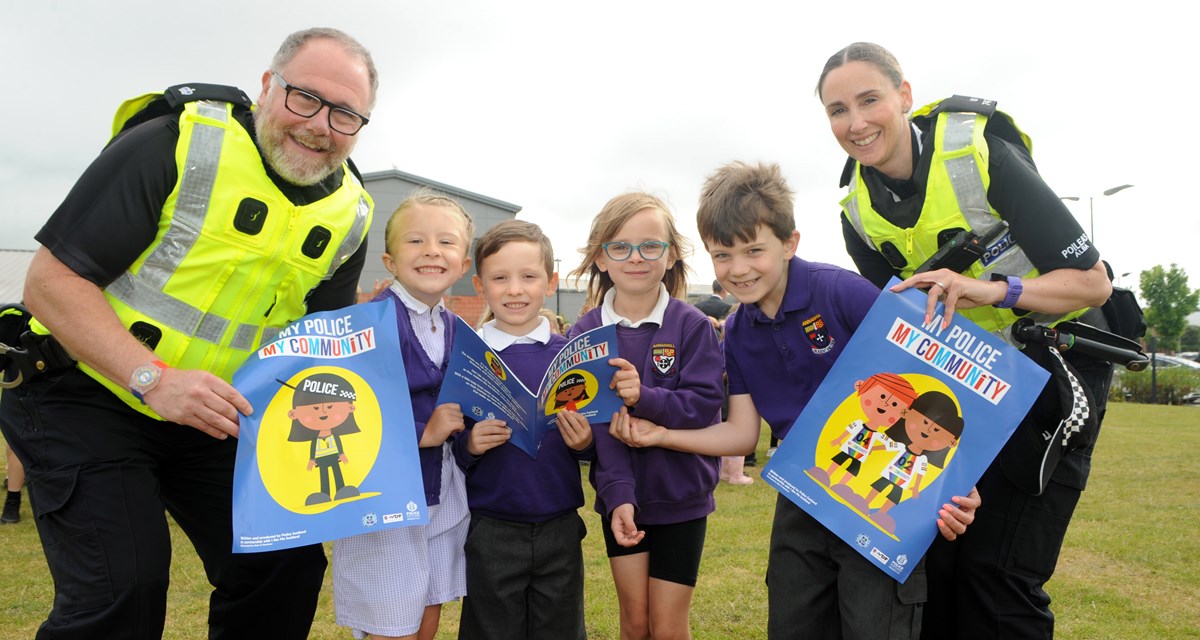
[996,275,1023,309]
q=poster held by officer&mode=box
[761,281,1048,582]
[436,317,622,458]
[231,298,427,553]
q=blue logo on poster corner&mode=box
[855,534,870,548]
[362,512,378,527]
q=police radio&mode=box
[913,222,1009,275]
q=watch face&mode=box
[132,364,162,391]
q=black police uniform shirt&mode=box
[35,107,368,313]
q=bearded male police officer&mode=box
[0,28,376,639]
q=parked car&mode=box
[1149,354,1200,370]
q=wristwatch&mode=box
[130,360,169,403]
[994,275,1024,309]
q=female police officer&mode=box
[816,42,1114,640]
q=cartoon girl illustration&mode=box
[858,390,964,534]
[553,372,590,411]
[286,372,363,506]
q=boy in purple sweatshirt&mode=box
[609,162,980,640]
[453,220,595,640]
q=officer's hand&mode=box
[145,368,252,439]
[937,486,981,541]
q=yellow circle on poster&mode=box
[257,366,384,514]
[812,374,961,504]
[544,369,600,415]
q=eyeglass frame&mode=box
[600,241,671,262]
[270,72,370,135]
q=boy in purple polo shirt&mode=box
[452,220,594,640]
[609,162,979,640]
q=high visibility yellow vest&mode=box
[841,98,1085,339]
[36,92,372,418]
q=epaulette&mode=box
[161,83,253,110]
[113,84,253,138]
[929,95,998,118]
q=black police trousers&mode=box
[0,367,326,639]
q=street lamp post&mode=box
[1059,183,1135,242]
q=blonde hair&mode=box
[383,186,475,255]
[569,192,691,311]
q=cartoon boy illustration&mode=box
[552,372,590,412]
[860,390,964,534]
[810,373,917,498]
[286,372,363,506]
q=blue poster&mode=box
[761,281,1048,582]
[436,317,622,457]
[231,298,428,553]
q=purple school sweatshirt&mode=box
[723,257,880,440]
[570,297,724,526]
[374,288,455,506]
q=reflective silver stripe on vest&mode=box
[139,101,227,289]
[936,113,1036,279]
[942,114,990,224]
[106,101,261,350]
[843,194,875,249]
[322,194,370,281]
[107,272,265,347]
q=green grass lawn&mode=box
[2,402,1197,639]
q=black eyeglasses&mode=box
[601,241,670,261]
[270,72,370,135]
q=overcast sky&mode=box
[3,1,1193,299]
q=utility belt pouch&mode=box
[0,304,76,389]
[1100,286,1146,342]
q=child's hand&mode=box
[936,485,981,541]
[421,403,467,447]
[307,459,315,471]
[555,410,594,451]
[466,419,510,456]
[609,408,667,448]
[608,357,641,407]
[338,454,348,464]
[610,503,645,548]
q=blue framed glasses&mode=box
[601,241,670,261]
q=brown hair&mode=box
[696,161,795,247]
[383,186,475,256]
[569,192,691,311]
[473,219,554,279]
[816,42,904,101]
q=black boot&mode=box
[1,480,19,524]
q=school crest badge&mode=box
[651,344,677,376]
[803,313,834,354]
